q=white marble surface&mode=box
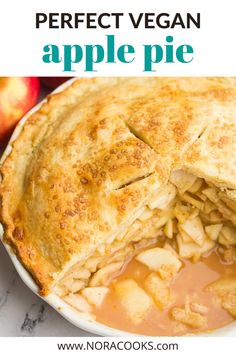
[0,84,96,337]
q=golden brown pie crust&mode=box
[1,77,236,295]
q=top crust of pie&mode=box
[1,77,236,295]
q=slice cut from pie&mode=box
[0,78,236,328]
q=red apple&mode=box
[40,77,72,90]
[0,77,40,142]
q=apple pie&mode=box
[1,77,236,335]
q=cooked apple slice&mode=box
[203,199,217,214]
[68,280,86,293]
[177,233,215,260]
[148,184,176,210]
[202,187,218,202]
[220,247,236,263]
[180,216,205,246]
[64,293,92,313]
[136,247,182,280]
[195,191,207,202]
[61,276,86,294]
[208,210,224,224]
[203,189,236,224]
[170,170,197,194]
[171,306,206,329]
[153,214,170,229]
[187,178,204,194]
[218,226,236,246]
[71,269,91,280]
[179,229,193,243]
[206,277,236,317]
[89,262,123,287]
[205,224,222,241]
[114,279,152,324]
[221,292,236,317]
[163,242,180,258]
[144,273,174,310]
[206,277,236,294]
[190,302,208,315]
[220,193,236,213]
[174,202,198,224]
[180,193,204,210]
[81,287,109,307]
[164,219,174,239]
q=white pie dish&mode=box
[0,78,236,337]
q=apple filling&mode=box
[55,169,236,332]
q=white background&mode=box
[0,0,236,350]
[0,0,236,76]
[1,337,236,353]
